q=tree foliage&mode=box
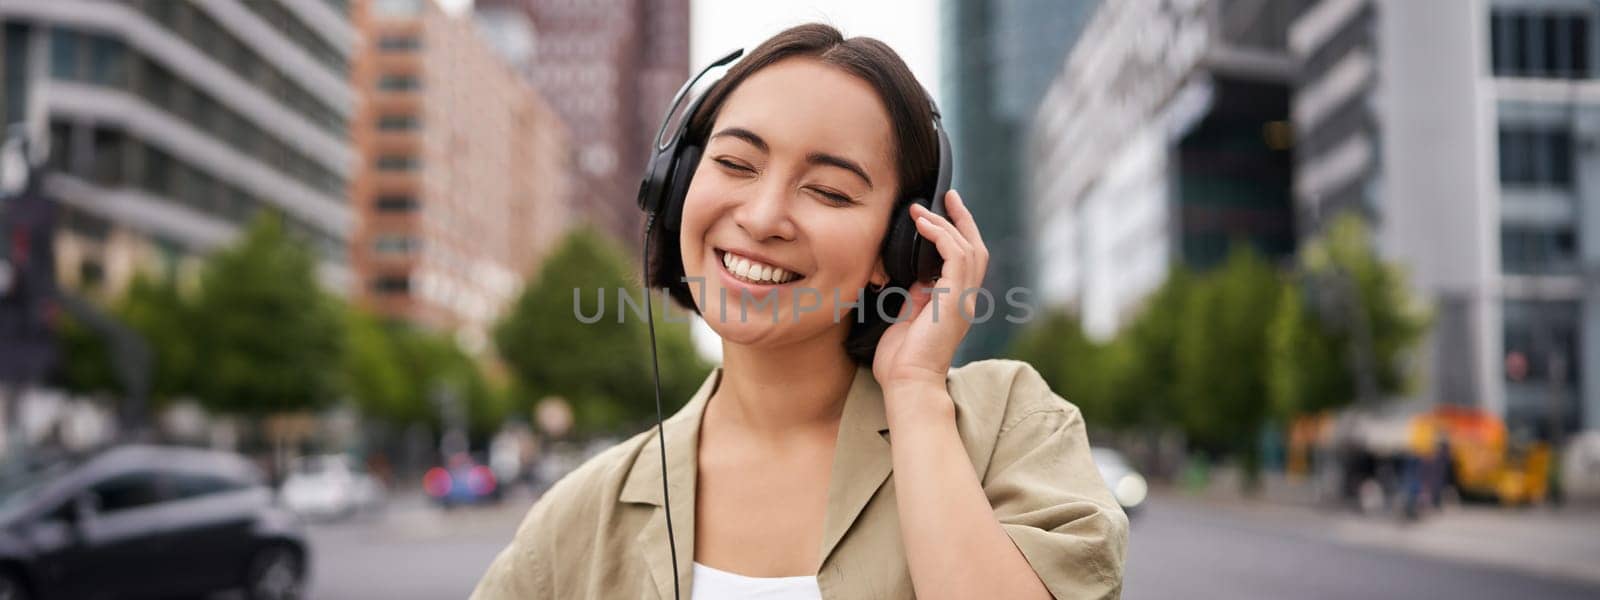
[1267,214,1431,416]
[1174,244,1284,471]
[495,227,710,434]
[191,214,343,416]
[1008,216,1431,486]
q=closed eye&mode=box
[713,157,754,174]
[808,187,856,206]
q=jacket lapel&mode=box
[816,366,893,569]
[621,367,719,600]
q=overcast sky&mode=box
[690,0,942,105]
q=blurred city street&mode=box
[301,487,536,600]
[1125,492,1600,600]
[291,484,1600,600]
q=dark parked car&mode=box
[0,445,308,600]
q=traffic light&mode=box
[0,158,60,383]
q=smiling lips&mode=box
[719,250,803,285]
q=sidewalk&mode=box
[1163,472,1600,587]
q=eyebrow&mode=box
[709,126,875,190]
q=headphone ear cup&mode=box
[882,199,921,285]
[662,145,702,232]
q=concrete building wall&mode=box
[352,0,571,340]
[0,0,357,296]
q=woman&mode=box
[473,23,1127,600]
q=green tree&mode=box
[341,308,412,423]
[53,273,196,407]
[495,227,710,434]
[191,214,342,416]
[391,325,506,437]
[1175,244,1284,484]
[118,273,198,405]
[53,315,117,395]
[1267,214,1431,417]
[1006,308,1125,428]
[1116,268,1195,430]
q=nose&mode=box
[732,178,797,242]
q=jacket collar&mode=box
[620,364,893,599]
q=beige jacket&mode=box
[471,359,1129,599]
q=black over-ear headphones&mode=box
[633,48,953,600]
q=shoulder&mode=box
[511,428,655,541]
[476,429,659,598]
[947,358,1080,430]
[943,359,1085,482]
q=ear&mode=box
[869,260,889,289]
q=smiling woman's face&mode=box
[679,57,899,348]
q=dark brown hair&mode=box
[644,23,940,367]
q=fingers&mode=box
[895,280,935,323]
[911,203,970,256]
[913,211,969,283]
[911,192,988,322]
[942,191,989,262]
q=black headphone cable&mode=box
[641,210,682,600]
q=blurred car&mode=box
[1092,447,1148,515]
[0,445,308,600]
[279,454,385,520]
[1561,431,1600,503]
[422,452,502,508]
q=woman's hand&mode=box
[872,190,990,402]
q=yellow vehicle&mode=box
[1408,406,1551,506]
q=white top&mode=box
[690,562,822,600]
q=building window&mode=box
[222,184,259,222]
[375,195,418,212]
[1501,224,1578,274]
[87,35,127,86]
[376,155,419,171]
[377,114,419,131]
[1498,128,1572,187]
[50,28,80,80]
[1491,10,1591,78]
[1503,300,1581,385]
[239,0,350,74]
[47,121,71,172]
[373,234,420,254]
[4,23,30,125]
[371,275,411,294]
[142,145,175,196]
[91,127,125,186]
[378,35,421,52]
[376,74,420,91]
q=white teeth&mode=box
[720,251,798,284]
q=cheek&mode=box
[809,218,886,284]
[677,179,716,265]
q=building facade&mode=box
[474,0,688,248]
[351,0,571,342]
[941,0,1101,360]
[1027,0,1303,340]
[1291,0,1598,434]
[0,0,357,295]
